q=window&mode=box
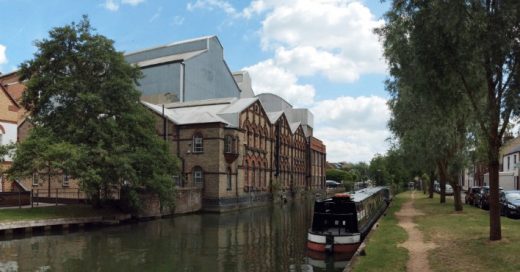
[508,156,511,170]
[172,175,181,187]
[193,166,204,184]
[62,173,70,187]
[227,168,232,191]
[32,173,39,186]
[193,134,203,153]
[224,135,233,153]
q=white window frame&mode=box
[193,168,203,184]
[32,173,39,186]
[193,135,204,153]
[62,174,70,187]
[224,135,233,153]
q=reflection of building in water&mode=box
[0,202,321,271]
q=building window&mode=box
[62,173,70,187]
[224,135,233,153]
[508,156,511,170]
[193,134,203,153]
[227,168,232,191]
[172,175,181,187]
[193,166,204,184]
[32,173,39,186]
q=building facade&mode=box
[143,94,326,212]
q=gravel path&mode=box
[395,191,437,272]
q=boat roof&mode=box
[326,187,388,203]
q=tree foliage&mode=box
[10,16,179,210]
[379,0,520,240]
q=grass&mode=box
[0,205,120,222]
[352,192,409,272]
[414,193,520,272]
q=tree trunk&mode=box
[451,174,463,211]
[429,171,435,198]
[488,158,501,240]
[437,162,446,203]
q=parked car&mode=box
[477,186,504,210]
[500,190,520,218]
[445,184,454,195]
[325,180,341,189]
[465,186,481,205]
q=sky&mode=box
[0,0,392,163]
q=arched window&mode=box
[192,166,204,185]
[227,168,232,191]
[192,133,204,153]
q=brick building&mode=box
[0,35,326,211]
[143,93,326,212]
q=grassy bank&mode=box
[0,205,119,222]
[414,193,520,272]
[352,192,409,272]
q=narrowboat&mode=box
[307,187,391,254]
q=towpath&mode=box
[395,191,437,272]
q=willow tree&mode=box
[378,2,476,212]
[13,16,179,209]
[380,0,520,240]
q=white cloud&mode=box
[243,59,315,107]
[104,0,119,11]
[172,16,185,26]
[149,7,162,22]
[103,0,145,11]
[259,0,386,81]
[122,0,145,6]
[0,44,7,66]
[187,0,239,17]
[311,96,391,162]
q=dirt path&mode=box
[395,191,437,272]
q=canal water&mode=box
[0,201,352,272]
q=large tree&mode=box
[11,16,179,209]
[381,0,520,240]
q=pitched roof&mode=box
[142,97,258,127]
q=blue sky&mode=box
[0,0,392,162]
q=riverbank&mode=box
[351,191,520,272]
[350,192,408,272]
[0,205,130,236]
[0,205,120,222]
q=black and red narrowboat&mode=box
[307,187,391,254]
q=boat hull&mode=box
[307,232,361,253]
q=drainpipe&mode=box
[176,126,185,187]
[180,62,186,102]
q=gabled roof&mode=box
[142,97,259,128]
[0,82,20,109]
[266,111,284,124]
[289,122,301,134]
[505,145,520,156]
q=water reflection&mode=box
[0,201,351,272]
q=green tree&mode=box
[326,169,350,182]
[12,16,179,210]
[380,0,520,240]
